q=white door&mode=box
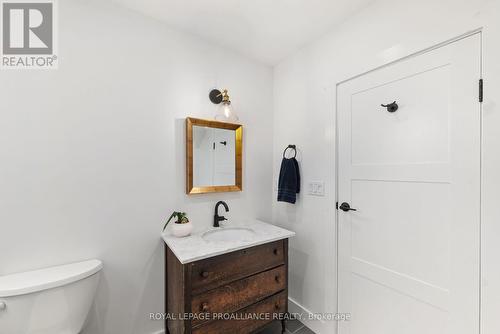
[337,34,481,334]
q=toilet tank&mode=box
[0,260,103,334]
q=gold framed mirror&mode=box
[186,117,242,194]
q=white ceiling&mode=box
[111,0,375,65]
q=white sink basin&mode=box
[202,227,255,242]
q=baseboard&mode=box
[151,330,165,334]
[288,297,334,334]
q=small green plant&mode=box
[163,211,189,231]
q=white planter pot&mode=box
[171,222,193,238]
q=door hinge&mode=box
[479,79,483,103]
[336,202,339,210]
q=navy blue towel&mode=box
[277,157,300,204]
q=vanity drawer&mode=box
[192,291,287,334]
[191,265,286,326]
[190,240,285,294]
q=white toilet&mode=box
[0,259,103,334]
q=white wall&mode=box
[272,0,500,333]
[0,1,273,333]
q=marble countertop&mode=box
[161,219,295,264]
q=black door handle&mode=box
[339,202,357,212]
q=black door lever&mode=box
[339,202,357,212]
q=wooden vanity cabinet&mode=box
[165,239,289,334]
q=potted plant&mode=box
[163,211,193,237]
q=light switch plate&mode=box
[308,181,325,196]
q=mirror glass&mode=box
[186,118,242,194]
[193,126,235,187]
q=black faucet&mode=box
[214,201,229,227]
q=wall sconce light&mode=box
[209,88,239,122]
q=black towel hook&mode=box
[381,101,398,113]
[283,145,297,158]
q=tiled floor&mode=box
[259,319,315,334]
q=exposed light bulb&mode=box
[224,104,232,118]
[215,102,238,122]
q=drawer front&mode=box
[191,266,286,327]
[192,291,287,334]
[191,240,285,294]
